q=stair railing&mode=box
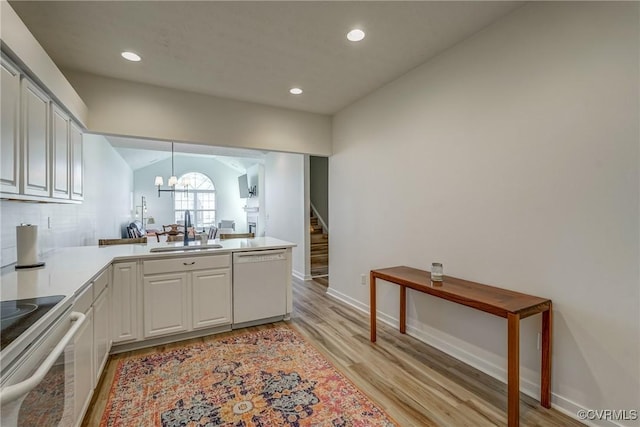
[310,202,329,234]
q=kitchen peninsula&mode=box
[0,237,295,427]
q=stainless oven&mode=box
[0,307,85,427]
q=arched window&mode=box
[174,172,216,228]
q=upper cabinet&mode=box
[70,121,83,201]
[22,79,51,197]
[51,104,70,199]
[1,58,21,194]
[0,53,84,203]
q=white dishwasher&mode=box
[233,249,288,325]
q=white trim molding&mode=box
[293,270,311,281]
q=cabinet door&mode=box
[0,57,20,193]
[192,268,232,329]
[51,104,70,199]
[70,121,83,200]
[93,286,110,383]
[21,79,50,197]
[112,262,138,343]
[74,307,94,425]
[143,273,189,338]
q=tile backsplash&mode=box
[0,200,98,267]
[0,134,134,268]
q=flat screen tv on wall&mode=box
[238,174,249,198]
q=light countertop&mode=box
[0,236,295,302]
[0,237,294,371]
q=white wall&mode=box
[330,2,639,424]
[65,71,332,156]
[1,134,133,266]
[264,152,308,279]
[133,154,248,232]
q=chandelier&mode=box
[154,142,189,197]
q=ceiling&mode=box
[107,135,265,172]
[10,1,522,114]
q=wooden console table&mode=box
[370,266,552,427]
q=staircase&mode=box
[310,210,328,277]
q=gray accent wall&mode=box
[310,156,328,228]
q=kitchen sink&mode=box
[149,244,223,253]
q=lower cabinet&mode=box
[143,272,189,338]
[142,254,232,340]
[192,269,232,329]
[112,261,138,343]
[73,284,94,427]
[93,285,110,383]
[72,267,112,427]
[74,307,94,424]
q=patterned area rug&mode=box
[100,326,397,426]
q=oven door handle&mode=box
[0,311,86,405]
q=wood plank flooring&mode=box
[83,277,582,427]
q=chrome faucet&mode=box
[184,210,192,246]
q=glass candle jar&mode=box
[431,263,443,281]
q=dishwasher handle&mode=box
[233,249,287,263]
[0,311,86,405]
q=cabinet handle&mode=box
[183,261,196,266]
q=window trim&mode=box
[173,172,216,229]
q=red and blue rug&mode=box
[100,325,397,426]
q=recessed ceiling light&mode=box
[121,51,141,62]
[346,29,366,42]
[289,87,303,95]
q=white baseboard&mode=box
[326,287,369,313]
[293,270,311,281]
[324,286,621,427]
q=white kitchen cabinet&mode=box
[1,55,84,203]
[74,307,93,425]
[73,284,94,427]
[70,121,83,201]
[140,254,232,340]
[112,261,138,343]
[21,78,50,197]
[192,268,232,329]
[51,104,70,199]
[93,285,110,383]
[143,272,189,338]
[0,56,21,194]
[70,268,111,426]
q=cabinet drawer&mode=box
[93,267,109,299]
[143,254,230,275]
[74,282,93,314]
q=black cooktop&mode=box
[1,295,65,351]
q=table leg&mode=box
[370,272,377,342]
[508,313,520,427]
[541,303,552,408]
[400,286,406,334]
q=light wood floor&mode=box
[83,278,582,427]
